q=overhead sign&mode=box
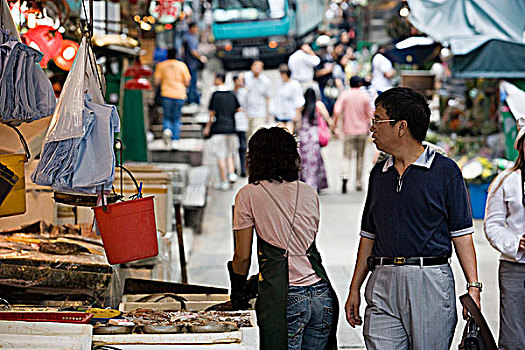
[149,0,183,24]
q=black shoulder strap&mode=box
[459,293,498,350]
[260,181,307,256]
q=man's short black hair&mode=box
[188,22,198,29]
[278,63,291,77]
[215,70,226,82]
[167,48,177,59]
[349,76,361,88]
[232,72,240,82]
[375,87,430,142]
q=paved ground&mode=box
[186,135,500,348]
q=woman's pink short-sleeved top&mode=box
[233,180,322,286]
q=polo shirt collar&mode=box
[382,146,436,172]
[216,85,229,91]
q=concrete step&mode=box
[149,139,205,166]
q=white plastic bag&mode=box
[44,36,104,142]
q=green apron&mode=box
[255,182,339,350]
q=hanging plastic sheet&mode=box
[0,1,56,125]
[71,95,119,192]
[0,34,56,124]
[32,36,120,194]
[44,36,104,143]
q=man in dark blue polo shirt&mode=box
[344,87,481,349]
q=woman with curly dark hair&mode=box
[227,126,338,350]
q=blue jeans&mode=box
[161,97,184,140]
[187,66,200,105]
[236,131,246,175]
[287,280,334,350]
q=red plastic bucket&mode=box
[93,196,158,264]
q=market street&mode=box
[187,135,501,349]
[2,0,523,347]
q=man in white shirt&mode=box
[370,45,395,95]
[244,60,271,138]
[271,64,305,133]
[288,44,321,94]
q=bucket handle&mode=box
[114,138,141,198]
[98,138,141,212]
[7,124,30,161]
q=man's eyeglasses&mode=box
[371,118,395,127]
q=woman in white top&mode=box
[484,117,525,350]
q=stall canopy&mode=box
[452,39,525,79]
[407,0,525,78]
[384,36,441,66]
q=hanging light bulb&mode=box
[399,6,409,17]
[140,21,152,31]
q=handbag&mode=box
[317,110,331,147]
[458,294,497,350]
[460,318,485,350]
[323,78,340,100]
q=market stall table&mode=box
[0,228,113,305]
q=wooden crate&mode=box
[120,294,230,312]
[400,70,435,97]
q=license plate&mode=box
[242,47,259,58]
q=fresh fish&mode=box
[39,241,91,255]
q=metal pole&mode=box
[89,0,93,37]
[105,0,108,34]
[174,203,188,284]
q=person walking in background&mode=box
[288,43,321,94]
[183,22,207,105]
[271,64,304,133]
[233,72,248,177]
[332,77,373,193]
[370,45,395,95]
[484,117,525,350]
[345,87,480,349]
[244,60,271,138]
[154,48,191,146]
[314,42,345,115]
[229,127,338,349]
[297,88,331,192]
[204,71,240,190]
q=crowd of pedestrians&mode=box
[225,88,525,350]
[202,33,394,193]
[224,87,525,350]
[153,21,208,146]
[203,52,523,350]
[153,26,524,350]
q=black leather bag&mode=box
[460,317,485,350]
[458,294,497,350]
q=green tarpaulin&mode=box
[452,40,525,79]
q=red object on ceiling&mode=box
[23,25,63,68]
[124,62,153,78]
[53,39,79,71]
